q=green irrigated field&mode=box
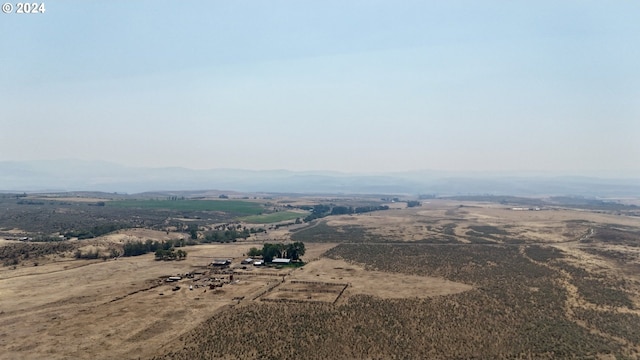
[242,211,305,224]
[107,199,263,215]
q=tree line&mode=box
[64,223,129,240]
[247,242,306,262]
[155,248,187,261]
[123,238,188,257]
[303,204,390,222]
[203,228,251,243]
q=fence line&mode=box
[289,280,348,287]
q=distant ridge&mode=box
[0,160,638,196]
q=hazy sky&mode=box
[1,1,639,175]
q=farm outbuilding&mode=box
[211,259,231,266]
[271,258,291,264]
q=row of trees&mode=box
[380,198,424,207]
[247,242,306,262]
[187,224,265,243]
[301,204,331,222]
[123,238,188,257]
[72,238,190,261]
[250,227,267,234]
[74,248,101,259]
[155,248,187,261]
[203,228,251,243]
[303,204,390,222]
[74,248,120,260]
[64,223,129,240]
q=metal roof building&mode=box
[211,259,231,266]
[271,258,291,264]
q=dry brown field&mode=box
[0,240,471,359]
[318,199,640,243]
[2,199,640,359]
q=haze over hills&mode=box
[0,160,638,197]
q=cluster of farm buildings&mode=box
[210,257,291,267]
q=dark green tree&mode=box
[247,247,262,257]
[188,225,198,240]
[286,242,306,260]
[261,243,284,262]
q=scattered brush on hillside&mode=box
[291,222,380,243]
[1,241,76,266]
[154,244,634,359]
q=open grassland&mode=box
[107,199,264,215]
[153,200,640,359]
[157,242,640,359]
[260,281,346,303]
[2,196,640,359]
[0,238,476,360]
[291,221,384,243]
[292,200,640,245]
[0,243,297,360]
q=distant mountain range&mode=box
[0,160,638,197]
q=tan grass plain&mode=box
[1,199,639,359]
